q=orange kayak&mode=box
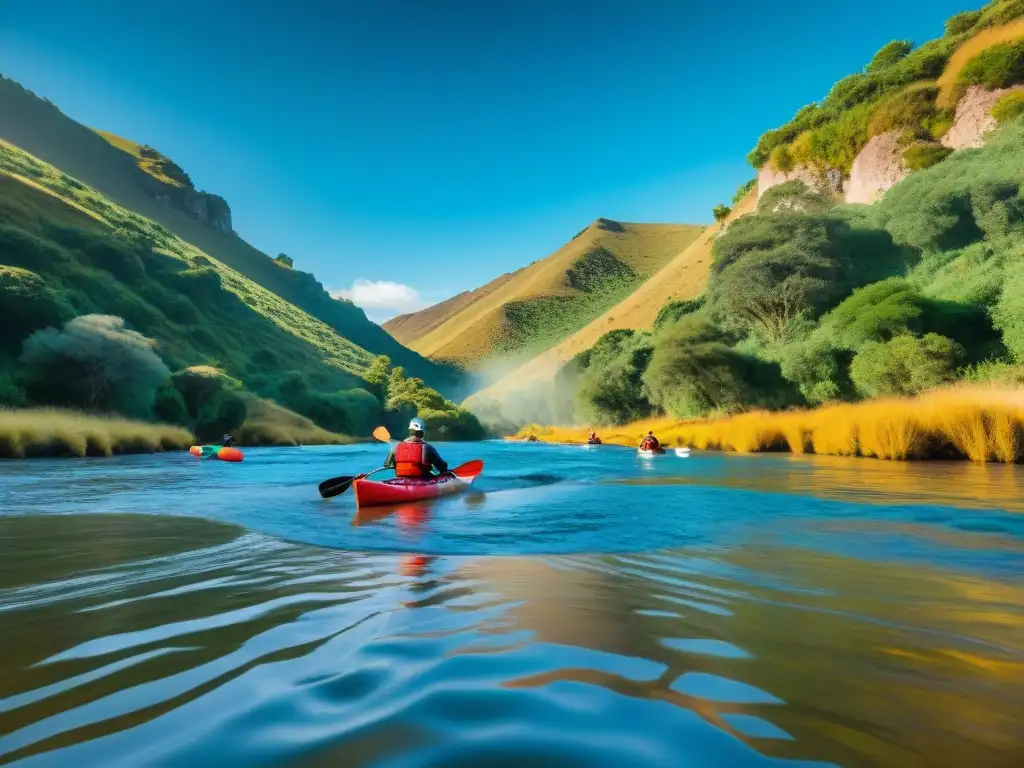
[189,445,244,462]
[353,461,482,507]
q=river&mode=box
[1,442,1023,767]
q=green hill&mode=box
[0,74,460,395]
[384,218,704,369]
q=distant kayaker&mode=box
[221,434,234,447]
[385,418,449,479]
[587,430,602,445]
[639,431,661,451]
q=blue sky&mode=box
[1,0,969,320]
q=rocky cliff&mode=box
[758,85,1021,206]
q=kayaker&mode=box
[221,433,234,447]
[384,418,449,479]
[587,430,602,445]
[639,431,661,451]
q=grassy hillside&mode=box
[0,75,459,394]
[0,143,372,383]
[469,192,757,405]
[0,139,484,442]
[387,218,703,367]
[385,270,521,346]
[747,0,1024,177]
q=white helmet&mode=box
[408,418,426,434]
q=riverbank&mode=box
[0,409,194,458]
[516,385,1024,462]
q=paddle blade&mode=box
[318,475,356,499]
[452,459,483,479]
[372,426,392,443]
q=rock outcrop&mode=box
[844,131,909,205]
[154,188,234,234]
[757,163,841,201]
[942,84,1024,149]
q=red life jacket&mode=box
[395,440,431,478]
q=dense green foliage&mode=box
[902,142,953,170]
[553,116,1024,424]
[653,296,706,330]
[992,91,1024,123]
[0,142,483,442]
[850,333,963,396]
[747,1,1024,172]
[21,315,170,419]
[957,40,1024,91]
[868,41,915,73]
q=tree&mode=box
[643,339,789,419]
[0,266,73,353]
[169,365,248,440]
[712,204,732,223]
[20,314,170,418]
[867,40,914,72]
[945,11,980,37]
[575,337,653,424]
[850,333,962,396]
[274,253,294,268]
[363,355,392,400]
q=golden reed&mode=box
[516,385,1024,463]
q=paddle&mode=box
[318,467,387,499]
[318,425,394,499]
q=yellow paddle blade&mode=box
[372,426,392,443]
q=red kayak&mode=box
[353,460,483,508]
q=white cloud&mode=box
[332,279,424,320]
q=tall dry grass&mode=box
[514,385,1024,463]
[0,408,194,459]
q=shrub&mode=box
[903,142,954,170]
[945,11,982,37]
[817,278,925,348]
[274,253,294,268]
[575,336,653,425]
[419,407,487,440]
[20,314,171,418]
[712,204,731,223]
[732,179,757,204]
[709,213,895,342]
[756,180,832,215]
[653,296,706,330]
[153,381,189,425]
[778,340,851,404]
[169,365,248,440]
[868,84,938,136]
[643,339,791,418]
[993,256,1024,358]
[0,266,73,352]
[957,41,1024,91]
[53,229,148,286]
[0,224,70,271]
[769,145,794,172]
[172,266,224,302]
[991,91,1024,124]
[868,40,915,72]
[850,333,963,396]
[0,370,28,407]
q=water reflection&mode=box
[1,509,1023,765]
[610,453,1024,513]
